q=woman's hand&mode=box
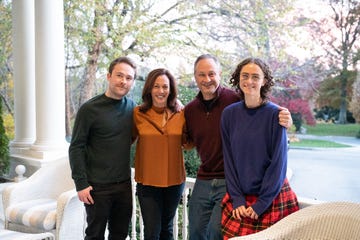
[246,206,259,220]
[232,205,248,220]
[232,205,259,220]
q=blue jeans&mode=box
[84,180,132,240]
[189,179,226,240]
[137,182,185,240]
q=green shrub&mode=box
[292,112,303,132]
[184,148,200,178]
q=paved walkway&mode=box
[288,134,360,203]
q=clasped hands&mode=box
[232,205,259,220]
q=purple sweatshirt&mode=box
[221,101,288,216]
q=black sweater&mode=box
[69,94,136,191]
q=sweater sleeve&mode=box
[68,105,92,191]
[252,112,288,216]
[132,107,139,143]
[221,106,246,209]
[182,109,194,150]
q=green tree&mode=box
[0,0,13,116]
[189,0,295,72]
[331,0,360,124]
[317,70,356,117]
[349,71,360,123]
[310,0,360,124]
[0,0,330,141]
[64,0,218,135]
[0,97,10,175]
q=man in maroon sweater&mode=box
[185,54,292,240]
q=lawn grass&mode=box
[302,123,360,137]
[290,139,351,148]
[288,123,360,148]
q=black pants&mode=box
[84,180,132,240]
[137,182,185,240]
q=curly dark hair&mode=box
[229,57,274,101]
[139,68,179,113]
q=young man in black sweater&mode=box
[69,57,137,240]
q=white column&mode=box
[30,0,68,158]
[10,0,36,148]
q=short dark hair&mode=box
[139,68,179,113]
[108,57,137,79]
[193,54,221,73]
[229,57,274,101]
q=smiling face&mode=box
[151,74,170,108]
[194,58,221,100]
[105,62,135,99]
[239,63,266,99]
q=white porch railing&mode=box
[128,167,318,240]
[129,169,195,240]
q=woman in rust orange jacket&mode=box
[133,68,189,240]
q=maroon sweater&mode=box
[185,86,240,180]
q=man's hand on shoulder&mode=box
[278,106,293,129]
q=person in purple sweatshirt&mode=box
[184,54,293,240]
[220,57,299,239]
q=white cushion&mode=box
[6,198,57,231]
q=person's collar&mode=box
[152,105,166,113]
[103,93,123,102]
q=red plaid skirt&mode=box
[221,178,299,239]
